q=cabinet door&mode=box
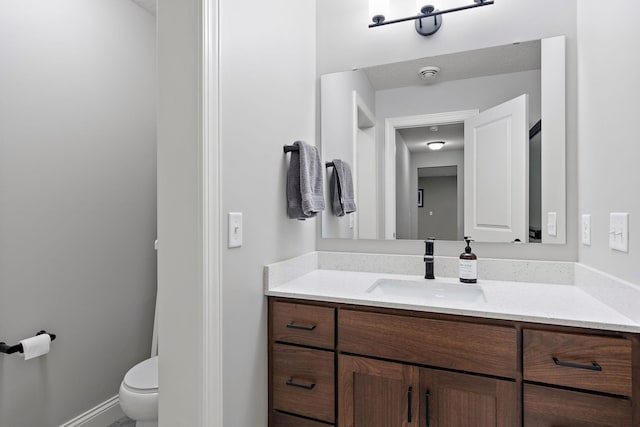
[339,354,419,427]
[421,369,520,427]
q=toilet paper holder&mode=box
[0,331,56,355]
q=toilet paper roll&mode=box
[20,334,51,360]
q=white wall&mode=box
[0,2,156,426]
[321,69,375,238]
[577,1,640,285]
[395,135,412,239]
[376,70,541,122]
[219,0,317,426]
[317,0,578,261]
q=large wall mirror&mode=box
[321,36,565,244]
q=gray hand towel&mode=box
[286,141,325,220]
[330,159,356,217]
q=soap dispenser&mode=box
[459,237,477,284]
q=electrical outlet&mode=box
[609,212,628,252]
[581,214,591,246]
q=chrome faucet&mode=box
[424,238,435,279]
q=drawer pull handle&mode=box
[552,357,602,371]
[286,378,316,390]
[407,386,413,423]
[285,322,316,331]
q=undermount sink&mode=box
[366,278,486,303]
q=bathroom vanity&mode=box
[265,254,640,427]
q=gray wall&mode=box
[220,0,317,425]
[410,150,465,240]
[577,1,640,285]
[316,0,578,261]
[0,1,156,426]
[418,176,458,240]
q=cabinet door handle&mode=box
[286,377,316,390]
[552,357,602,371]
[407,386,413,423]
[285,322,316,331]
[425,390,430,427]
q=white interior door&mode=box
[464,94,529,242]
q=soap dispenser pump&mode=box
[459,237,477,284]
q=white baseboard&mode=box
[59,395,124,427]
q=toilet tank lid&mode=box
[124,356,158,390]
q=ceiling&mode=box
[364,39,540,91]
[397,122,464,153]
[375,39,541,154]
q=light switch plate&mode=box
[547,212,557,237]
[581,214,591,246]
[609,212,628,252]
[228,212,243,248]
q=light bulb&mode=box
[427,141,445,150]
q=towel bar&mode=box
[0,331,56,355]
[283,144,299,153]
[325,162,335,168]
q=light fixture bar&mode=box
[369,0,494,28]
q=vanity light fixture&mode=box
[369,0,494,36]
[427,141,445,150]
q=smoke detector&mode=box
[418,66,440,81]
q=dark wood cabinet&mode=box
[421,369,520,427]
[339,309,518,378]
[269,300,336,426]
[272,343,335,423]
[268,297,639,426]
[524,384,633,427]
[523,329,632,396]
[338,354,520,427]
[522,329,634,427]
[271,411,331,427]
[339,354,419,427]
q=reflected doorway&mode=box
[417,166,459,240]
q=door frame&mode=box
[157,0,222,426]
[384,110,478,240]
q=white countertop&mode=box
[265,269,640,333]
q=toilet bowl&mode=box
[119,356,158,427]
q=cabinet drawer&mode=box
[272,343,335,423]
[338,310,517,378]
[523,329,632,396]
[272,411,333,427]
[524,384,632,427]
[272,301,335,349]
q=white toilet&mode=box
[119,355,159,427]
